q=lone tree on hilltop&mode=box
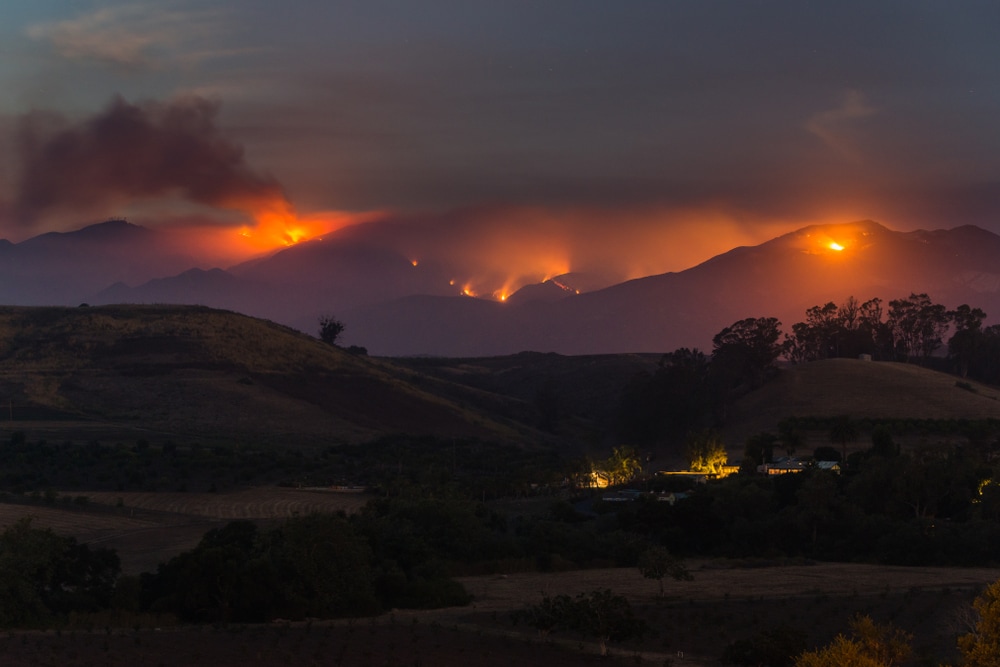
[318,315,345,346]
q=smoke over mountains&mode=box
[11,96,293,230]
[2,218,1000,357]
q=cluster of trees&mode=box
[780,582,1000,667]
[0,502,500,627]
[616,433,1000,566]
[619,293,1000,450]
[0,432,572,500]
[619,317,787,445]
[0,518,120,627]
[142,515,385,622]
[786,293,969,365]
[784,292,1000,386]
[0,491,668,628]
[580,445,643,487]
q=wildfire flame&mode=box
[237,197,317,252]
[217,197,385,260]
[828,241,844,251]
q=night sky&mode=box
[2,1,999,280]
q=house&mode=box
[758,458,841,475]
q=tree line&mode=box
[619,292,1000,447]
[785,293,983,368]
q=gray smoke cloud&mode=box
[13,95,289,226]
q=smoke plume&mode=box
[14,95,289,226]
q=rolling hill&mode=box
[1,303,998,460]
[0,305,535,446]
[724,357,1000,448]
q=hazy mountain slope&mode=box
[344,221,1000,356]
[0,220,201,304]
[0,305,528,445]
[9,219,1000,357]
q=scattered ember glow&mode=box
[550,279,575,293]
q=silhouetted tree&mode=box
[572,589,648,656]
[869,424,899,458]
[712,317,787,391]
[786,296,890,362]
[949,304,988,377]
[685,429,728,475]
[887,293,949,362]
[637,546,692,596]
[617,347,715,445]
[743,431,778,472]
[0,518,120,626]
[829,415,859,465]
[318,315,345,345]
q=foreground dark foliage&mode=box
[0,518,119,627]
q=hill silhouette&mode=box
[0,305,529,446]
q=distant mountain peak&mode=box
[70,218,148,239]
[21,218,150,247]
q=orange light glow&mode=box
[235,196,319,252]
[411,259,419,267]
[164,205,386,267]
[828,242,844,251]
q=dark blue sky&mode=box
[1,1,998,276]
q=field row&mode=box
[0,503,164,536]
[81,487,371,519]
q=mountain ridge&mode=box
[5,218,1000,356]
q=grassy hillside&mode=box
[727,357,1000,446]
[0,305,530,446]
